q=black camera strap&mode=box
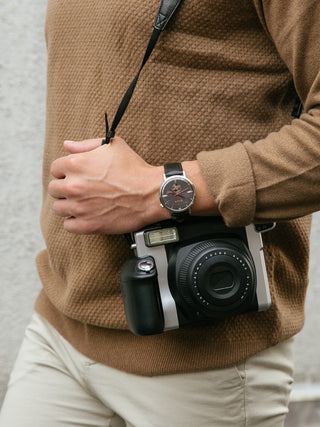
[102,0,184,145]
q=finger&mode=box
[52,199,74,217]
[64,217,98,234]
[64,139,103,154]
[51,153,85,178]
[48,179,67,199]
[50,157,67,179]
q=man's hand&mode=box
[48,137,169,234]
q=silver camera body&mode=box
[120,217,273,335]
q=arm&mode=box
[49,0,320,234]
[48,137,218,235]
[197,0,320,226]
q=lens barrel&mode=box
[178,239,256,315]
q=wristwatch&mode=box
[159,163,195,220]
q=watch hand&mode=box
[168,188,189,196]
[167,192,185,198]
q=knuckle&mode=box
[65,179,85,197]
[65,154,84,171]
[73,202,85,217]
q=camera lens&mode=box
[178,239,256,315]
[205,263,237,296]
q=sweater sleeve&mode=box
[197,0,320,227]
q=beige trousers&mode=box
[0,313,294,427]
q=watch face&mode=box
[160,175,195,213]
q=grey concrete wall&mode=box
[0,0,46,406]
[1,0,320,409]
[293,214,320,386]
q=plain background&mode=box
[1,0,320,408]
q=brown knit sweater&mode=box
[35,0,320,375]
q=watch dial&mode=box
[160,176,195,213]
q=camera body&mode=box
[120,217,273,336]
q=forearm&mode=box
[197,108,320,227]
[182,160,219,217]
[99,158,221,227]
[244,109,320,222]
[196,0,320,227]
[148,160,219,224]
[49,138,219,235]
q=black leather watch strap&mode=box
[170,210,190,221]
[164,163,183,177]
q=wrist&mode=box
[182,160,219,216]
[141,160,219,229]
[142,165,171,225]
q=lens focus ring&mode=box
[178,240,256,315]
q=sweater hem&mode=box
[34,289,300,376]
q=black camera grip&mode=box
[120,258,165,336]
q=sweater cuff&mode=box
[196,143,256,227]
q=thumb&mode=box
[64,138,103,154]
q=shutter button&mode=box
[137,259,154,272]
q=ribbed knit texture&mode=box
[35,0,317,375]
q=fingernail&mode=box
[64,140,76,143]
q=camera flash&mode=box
[144,227,179,247]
